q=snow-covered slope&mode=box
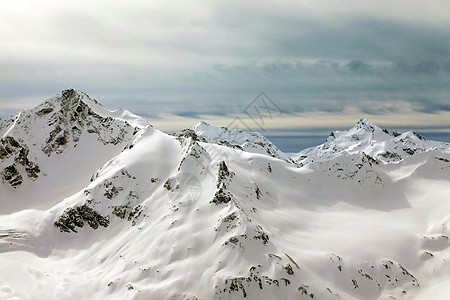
[293,118,450,165]
[184,121,295,164]
[1,93,450,299]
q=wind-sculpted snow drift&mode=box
[0,90,449,299]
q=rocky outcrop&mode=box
[0,136,40,188]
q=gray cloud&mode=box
[396,61,441,75]
[347,60,372,74]
[1,1,450,122]
[410,96,450,114]
[443,63,450,73]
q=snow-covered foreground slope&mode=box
[1,91,450,299]
[292,118,450,165]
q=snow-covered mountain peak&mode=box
[0,90,142,208]
[31,89,148,129]
[18,92,134,150]
[347,118,387,138]
[320,119,389,155]
[193,120,211,129]
[294,118,450,165]
[189,121,295,164]
[355,117,375,130]
[45,88,103,111]
[27,89,108,127]
[31,89,105,127]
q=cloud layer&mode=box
[1,0,449,132]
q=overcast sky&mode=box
[1,0,450,147]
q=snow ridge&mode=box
[191,121,295,164]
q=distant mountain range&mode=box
[291,118,450,165]
[1,90,449,299]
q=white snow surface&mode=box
[0,91,449,299]
[292,118,450,165]
[191,121,295,164]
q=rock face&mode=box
[1,92,450,299]
[54,204,110,233]
[35,89,135,155]
[293,118,450,165]
[0,136,40,188]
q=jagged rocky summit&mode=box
[0,89,147,211]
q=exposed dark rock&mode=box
[128,205,143,226]
[351,278,359,289]
[216,161,235,190]
[218,140,244,151]
[228,237,239,244]
[435,157,450,163]
[284,252,300,269]
[253,225,269,245]
[2,164,23,187]
[0,136,21,159]
[218,161,231,182]
[42,125,69,155]
[223,212,237,223]
[104,184,123,199]
[211,188,232,205]
[35,107,54,116]
[413,132,427,141]
[71,126,82,142]
[163,178,173,191]
[1,137,41,184]
[111,204,144,226]
[378,151,402,161]
[25,163,40,180]
[218,266,291,298]
[253,231,269,245]
[62,88,76,99]
[361,152,379,165]
[111,205,128,219]
[177,128,201,142]
[214,212,239,232]
[255,185,262,199]
[298,285,314,298]
[283,264,294,275]
[403,148,416,156]
[54,204,109,233]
